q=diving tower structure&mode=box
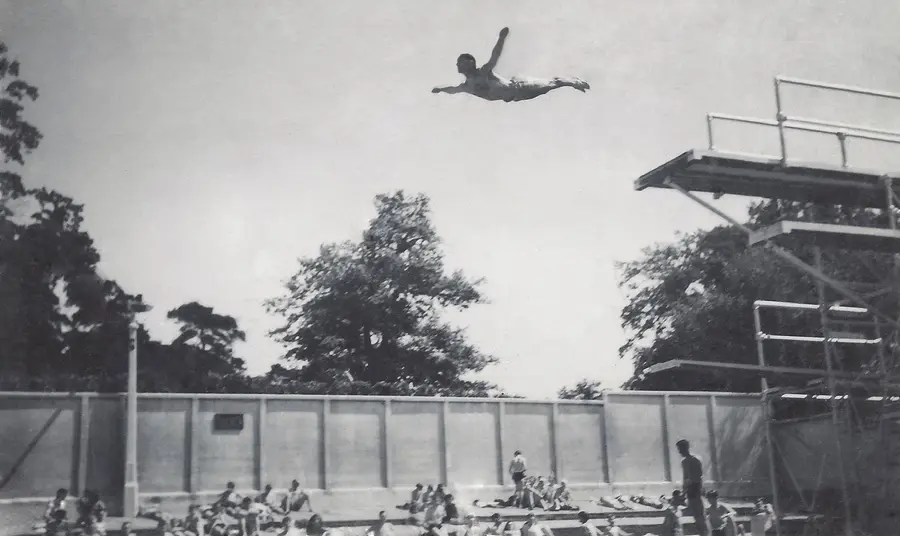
[633,75,900,536]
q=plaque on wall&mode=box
[213,413,244,431]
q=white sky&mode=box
[3,0,900,398]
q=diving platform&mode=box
[749,221,900,253]
[634,149,900,208]
[643,360,887,383]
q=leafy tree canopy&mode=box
[268,191,503,396]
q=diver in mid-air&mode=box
[432,27,590,103]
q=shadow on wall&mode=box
[714,403,767,498]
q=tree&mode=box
[557,379,605,400]
[0,41,149,390]
[163,302,249,392]
[267,191,501,396]
[618,199,893,393]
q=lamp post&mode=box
[123,315,140,517]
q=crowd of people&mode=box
[29,441,777,536]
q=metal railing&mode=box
[704,76,900,168]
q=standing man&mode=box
[675,440,707,536]
[508,450,528,508]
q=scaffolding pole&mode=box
[812,248,854,536]
[754,305,784,536]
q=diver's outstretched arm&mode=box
[483,27,509,71]
[432,85,466,94]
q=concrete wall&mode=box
[0,391,770,511]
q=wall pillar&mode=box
[441,401,450,484]
[189,396,199,493]
[257,398,267,489]
[661,394,673,482]
[551,402,561,480]
[384,399,393,489]
[321,399,331,491]
[77,395,91,495]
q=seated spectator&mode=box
[44,488,68,523]
[442,495,461,524]
[283,480,312,513]
[121,521,137,536]
[749,499,775,536]
[484,514,505,536]
[183,504,205,536]
[603,516,631,536]
[658,505,684,536]
[422,486,435,505]
[546,481,574,511]
[434,485,447,503]
[460,513,484,536]
[42,509,69,536]
[520,512,553,536]
[368,510,395,536]
[276,516,303,536]
[706,490,737,536]
[401,484,425,513]
[76,490,107,534]
[577,511,602,536]
[424,496,446,527]
[257,484,286,516]
[213,482,241,511]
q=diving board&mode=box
[749,220,900,253]
[634,149,900,208]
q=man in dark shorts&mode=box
[676,439,708,536]
[508,450,527,508]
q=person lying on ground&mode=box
[596,496,628,511]
[630,495,664,509]
[432,28,590,103]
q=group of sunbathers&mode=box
[468,476,574,512]
[138,480,316,536]
[34,481,316,536]
[34,488,108,536]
